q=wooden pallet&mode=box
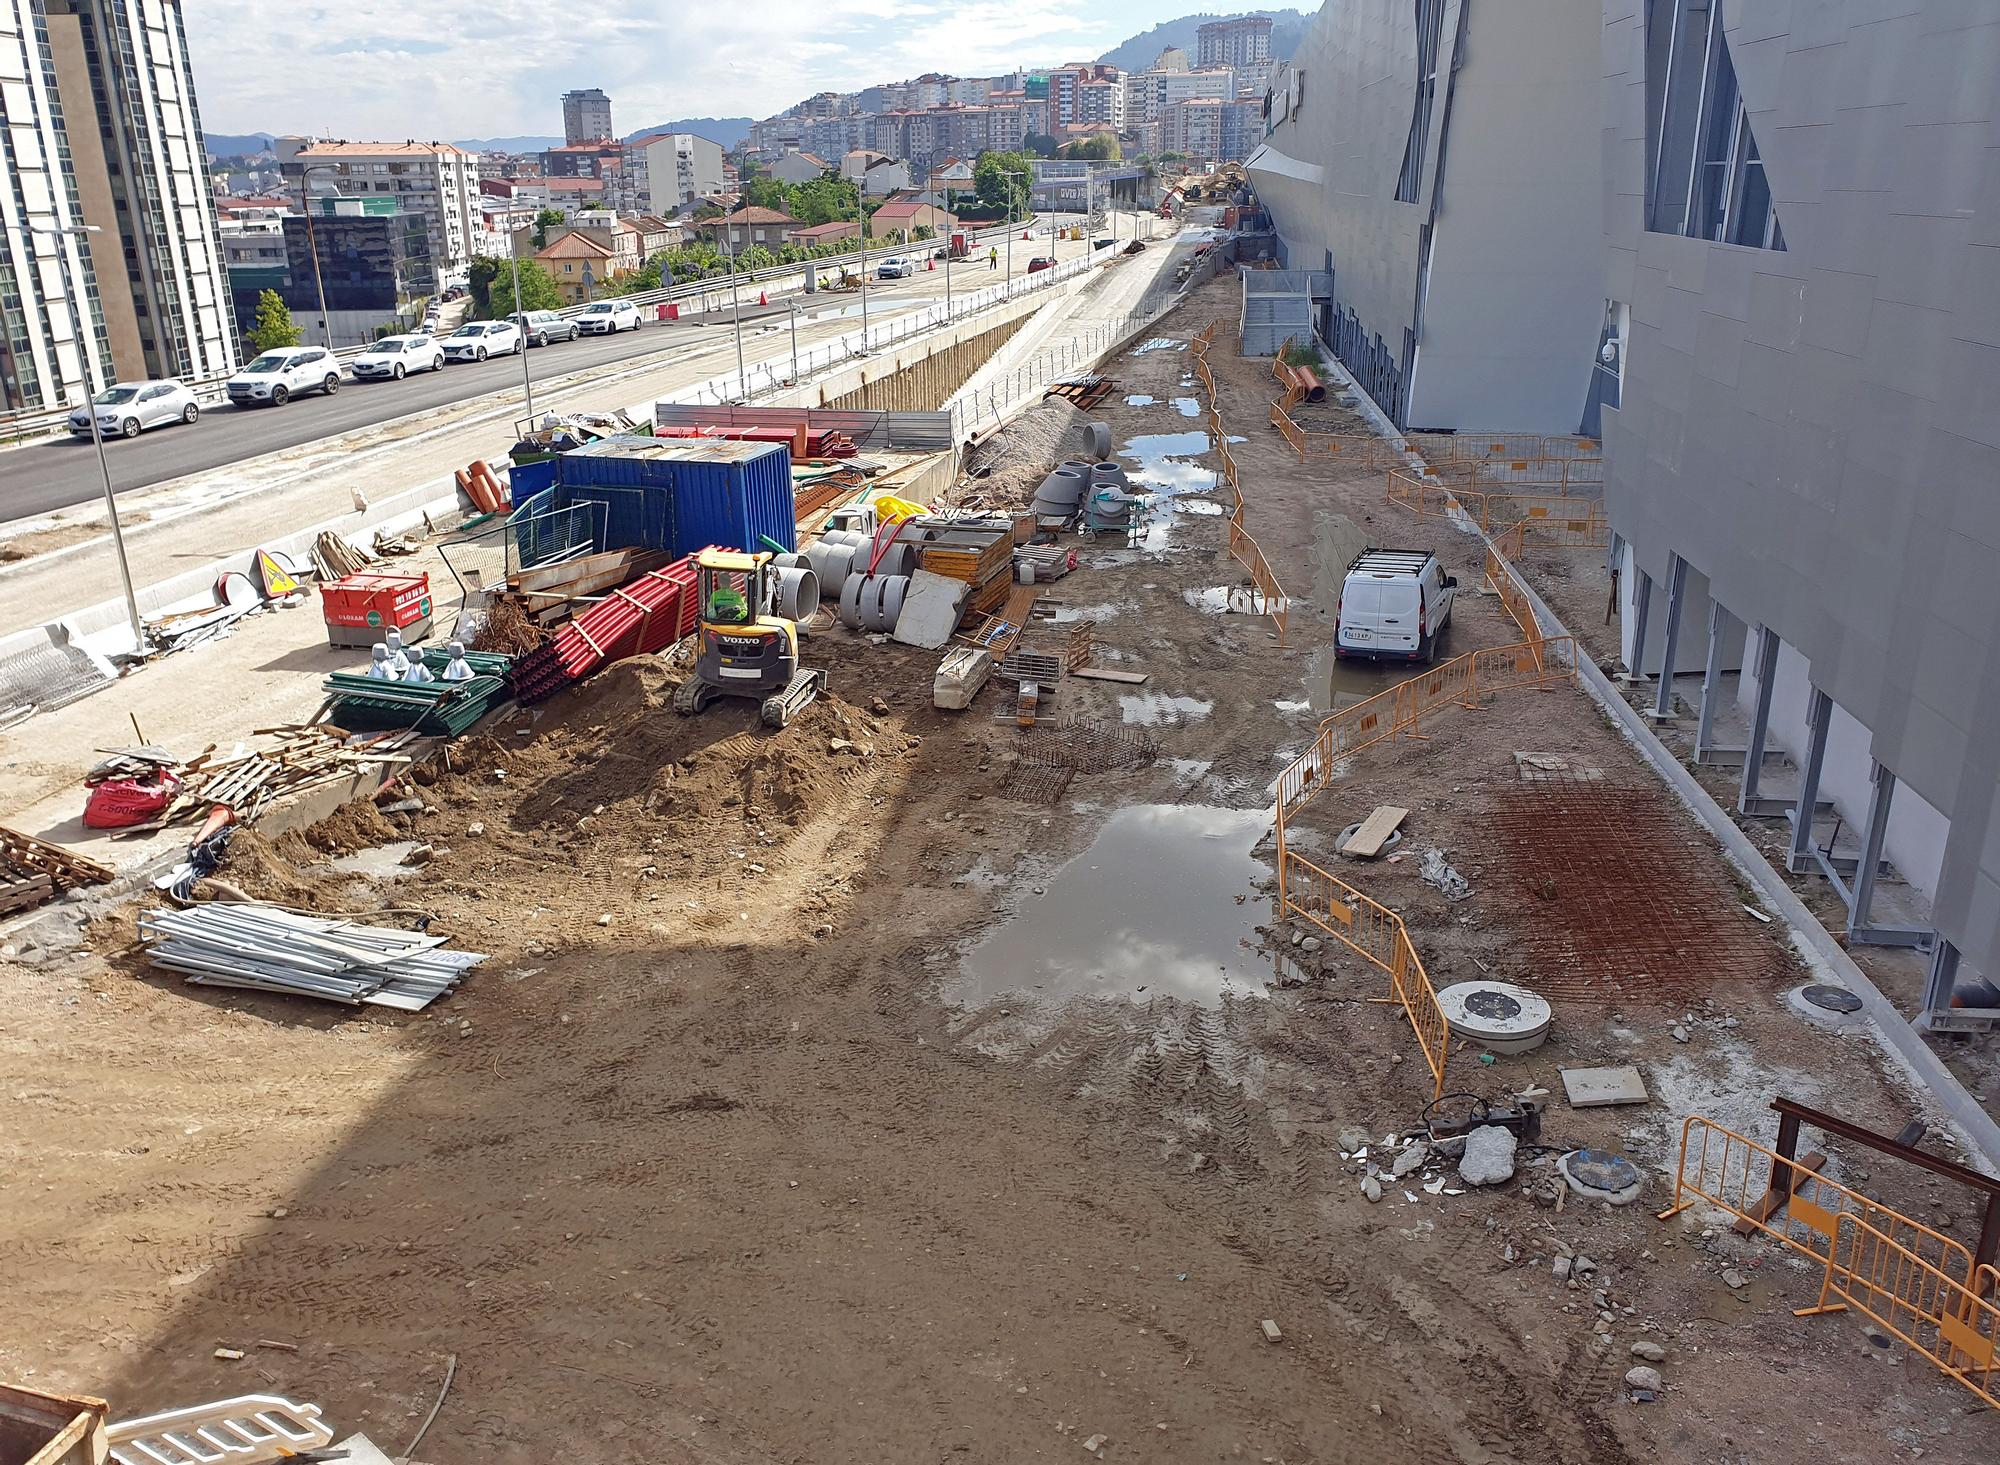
[1044,376,1114,410]
[0,826,114,890]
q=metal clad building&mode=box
[1246,0,1602,430]
[1601,0,2000,997]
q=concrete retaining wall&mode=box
[821,315,1032,413]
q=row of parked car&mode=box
[69,301,649,438]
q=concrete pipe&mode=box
[1090,462,1131,491]
[838,571,869,629]
[1037,468,1087,507]
[1059,458,1094,478]
[876,573,910,628]
[859,576,897,633]
[806,541,857,597]
[1086,422,1113,461]
[869,541,916,579]
[773,565,820,622]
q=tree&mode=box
[531,207,565,248]
[789,173,860,227]
[1023,132,1060,159]
[467,254,563,315]
[1061,133,1121,162]
[738,245,777,271]
[245,289,301,353]
[974,150,1031,215]
[743,175,787,211]
[912,224,935,241]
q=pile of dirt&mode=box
[951,397,1097,511]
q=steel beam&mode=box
[1838,759,1931,949]
[1785,686,1832,873]
[1647,554,1688,720]
[1694,600,1733,760]
[1736,626,1811,816]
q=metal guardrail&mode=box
[0,218,1046,443]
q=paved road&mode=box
[2,218,1112,526]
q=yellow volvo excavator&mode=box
[674,548,827,729]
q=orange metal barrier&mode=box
[1274,637,1576,826]
[1280,846,1450,1098]
[1657,1116,1981,1289]
[1385,468,1606,535]
[1410,431,1600,463]
[1188,320,1288,644]
[1798,1218,1998,1407]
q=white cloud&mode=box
[186,0,1168,139]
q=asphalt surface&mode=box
[0,231,1091,526]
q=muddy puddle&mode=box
[1118,693,1213,725]
[1125,394,1158,406]
[953,804,1271,1006]
[1183,585,1292,616]
[322,841,425,878]
[1117,431,1218,495]
[1171,397,1202,417]
[1307,645,1396,713]
[1132,337,1187,354]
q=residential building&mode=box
[1048,64,1123,129]
[622,132,725,214]
[1197,16,1273,70]
[768,152,831,185]
[803,116,864,161]
[280,138,479,289]
[787,220,858,249]
[223,195,429,347]
[927,158,975,195]
[1129,66,1235,127]
[542,140,622,180]
[1245,0,1600,430]
[535,229,617,303]
[0,0,238,411]
[1153,46,1190,73]
[746,114,803,158]
[561,88,613,145]
[1161,97,1262,164]
[1596,0,2000,1008]
[868,200,954,241]
[700,207,800,252]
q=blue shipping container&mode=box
[554,437,795,558]
[658,440,796,556]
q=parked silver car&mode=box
[69,380,200,439]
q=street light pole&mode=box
[299,163,339,349]
[722,216,747,399]
[36,223,143,654]
[505,221,535,422]
[856,187,870,348]
[788,298,800,385]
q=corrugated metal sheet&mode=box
[658,441,796,554]
[507,457,558,500]
[882,411,953,451]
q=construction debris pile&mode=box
[138,903,485,1010]
[0,824,113,916]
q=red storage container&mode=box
[320,572,433,648]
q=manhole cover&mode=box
[1465,989,1524,1022]
[1559,1147,1644,1205]
[1802,984,1863,1014]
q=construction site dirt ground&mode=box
[4,274,1997,1465]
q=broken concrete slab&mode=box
[1559,1065,1649,1109]
[891,569,971,650]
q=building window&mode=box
[1394,0,1446,203]
[1644,0,1784,248]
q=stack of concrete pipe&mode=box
[838,571,911,632]
[1031,463,1089,519]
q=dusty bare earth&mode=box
[2,275,1996,1465]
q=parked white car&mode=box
[69,379,200,439]
[576,300,641,335]
[875,256,913,279]
[226,347,342,407]
[441,320,523,361]
[1335,548,1458,663]
[352,334,447,380]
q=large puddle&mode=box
[953,805,1270,1006]
[1308,644,1396,713]
[1117,431,1218,495]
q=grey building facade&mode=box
[561,88,612,145]
[1601,0,2000,1000]
[1247,0,1603,430]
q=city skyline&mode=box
[184,0,1210,140]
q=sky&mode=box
[187,1,1200,140]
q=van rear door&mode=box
[1340,575,1422,652]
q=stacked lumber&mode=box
[310,531,377,581]
[120,728,418,833]
[0,826,114,915]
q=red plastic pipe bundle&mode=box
[513,556,700,703]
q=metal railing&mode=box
[1802,1219,1997,1408]
[1385,467,1605,533]
[1189,321,1289,644]
[0,218,1048,444]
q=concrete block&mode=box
[1559,1065,1650,1108]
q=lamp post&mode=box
[35,223,143,654]
[856,187,870,348]
[298,163,340,348]
[504,221,536,422]
[718,215,748,400]
[788,298,800,385]
[1002,165,1030,294]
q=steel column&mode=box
[1648,555,1688,719]
[1694,601,1732,761]
[1785,687,1832,874]
[1624,568,1654,683]
[1835,759,1927,948]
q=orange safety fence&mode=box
[1656,1116,1983,1291]
[1410,431,1600,463]
[1386,468,1606,535]
[1274,636,1576,827]
[1799,1218,1998,1408]
[1190,321,1288,644]
[1280,845,1450,1098]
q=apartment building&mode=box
[0,0,238,410]
[561,88,612,145]
[1048,65,1124,130]
[1127,66,1236,127]
[279,139,477,289]
[1197,16,1273,70]
[1161,97,1262,164]
[1598,0,2000,1008]
[767,152,830,185]
[542,141,621,180]
[1246,0,1601,430]
[621,132,725,214]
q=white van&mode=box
[1335,549,1457,663]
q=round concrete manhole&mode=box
[1436,980,1552,1055]
[1558,1148,1645,1206]
[1802,984,1863,1014]
[1335,822,1403,859]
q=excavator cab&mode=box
[675,548,826,728]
